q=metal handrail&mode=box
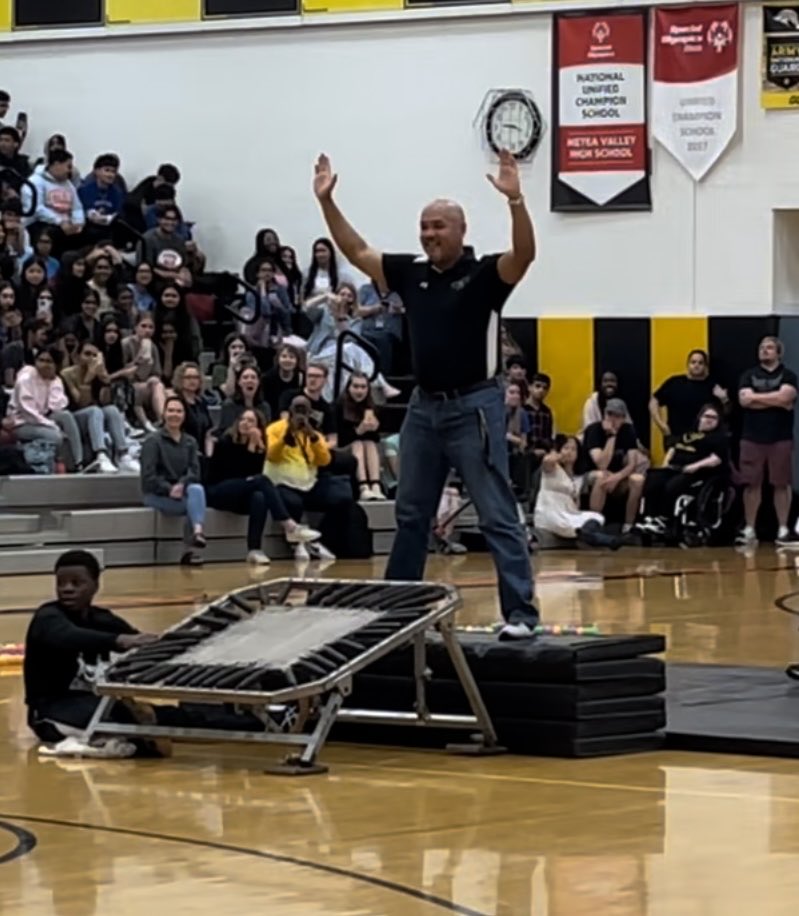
[333,328,380,398]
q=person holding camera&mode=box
[265,394,349,560]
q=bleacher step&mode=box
[0,513,41,535]
[0,547,104,576]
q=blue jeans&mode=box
[143,483,206,546]
[385,382,538,626]
[207,476,289,550]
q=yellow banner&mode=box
[0,0,10,29]
[762,5,799,109]
[106,0,201,24]
[303,0,401,12]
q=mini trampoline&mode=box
[88,578,502,774]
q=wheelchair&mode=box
[638,474,736,548]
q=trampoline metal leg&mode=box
[438,621,505,756]
[265,690,344,777]
[82,696,113,745]
[413,632,430,721]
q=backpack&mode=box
[319,502,373,559]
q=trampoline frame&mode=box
[85,578,503,774]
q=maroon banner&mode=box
[551,9,652,212]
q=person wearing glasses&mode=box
[639,403,728,536]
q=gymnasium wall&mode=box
[1,4,797,318]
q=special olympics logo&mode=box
[592,21,611,44]
[707,20,734,52]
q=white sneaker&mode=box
[310,542,336,561]
[359,484,373,502]
[498,621,536,641]
[247,550,271,565]
[96,453,118,474]
[285,525,321,544]
[370,483,385,500]
[117,453,140,474]
[294,543,310,562]
[143,420,157,434]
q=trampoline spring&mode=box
[332,638,368,655]
[134,664,182,685]
[235,667,281,691]
[210,664,262,690]
[316,646,350,666]
[293,658,331,679]
[302,653,340,674]
[274,579,297,606]
[302,581,342,605]
[225,593,257,616]
[197,666,245,689]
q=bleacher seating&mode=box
[0,474,478,574]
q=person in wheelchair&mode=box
[638,403,728,538]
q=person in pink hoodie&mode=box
[7,347,87,471]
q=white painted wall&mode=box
[1,4,794,316]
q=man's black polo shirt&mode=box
[382,252,515,392]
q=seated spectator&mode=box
[0,126,30,177]
[128,261,156,314]
[303,237,351,299]
[60,339,139,473]
[24,149,85,256]
[53,252,89,318]
[261,343,303,419]
[138,205,189,285]
[336,372,384,501]
[584,398,646,534]
[2,317,51,388]
[171,361,214,458]
[265,394,348,560]
[535,435,621,549]
[63,289,103,347]
[279,361,336,444]
[112,285,138,333]
[0,91,27,145]
[127,163,181,221]
[156,319,179,387]
[640,403,728,536]
[0,304,24,386]
[6,347,85,471]
[210,333,255,399]
[98,318,137,417]
[140,395,207,566]
[85,251,119,316]
[506,381,531,496]
[55,327,79,371]
[2,198,32,262]
[356,281,404,376]
[30,227,60,282]
[17,256,49,318]
[154,282,201,365]
[79,154,125,244]
[217,364,271,432]
[279,244,304,309]
[239,259,292,368]
[525,372,555,463]
[582,370,622,432]
[504,356,528,393]
[206,408,320,565]
[649,349,728,448]
[0,279,15,312]
[122,313,166,432]
[32,134,81,185]
[0,222,18,281]
[244,229,288,286]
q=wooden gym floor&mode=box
[2,548,799,915]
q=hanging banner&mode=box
[762,5,799,109]
[652,5,739,182]
[551,9,651,212]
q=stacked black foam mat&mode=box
[334,632,666,757]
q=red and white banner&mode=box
[653,5,739,181]
[552,10,651,212]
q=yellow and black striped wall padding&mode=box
[503,315,792,464]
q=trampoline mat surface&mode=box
[175,607,380,669]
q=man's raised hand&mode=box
[314,154,338,201]
[486,148,522,200]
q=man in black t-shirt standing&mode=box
[313,150,539,639]
[649,349,728,446]
[737,336,798,547]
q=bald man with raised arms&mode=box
[313,151,539,639]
